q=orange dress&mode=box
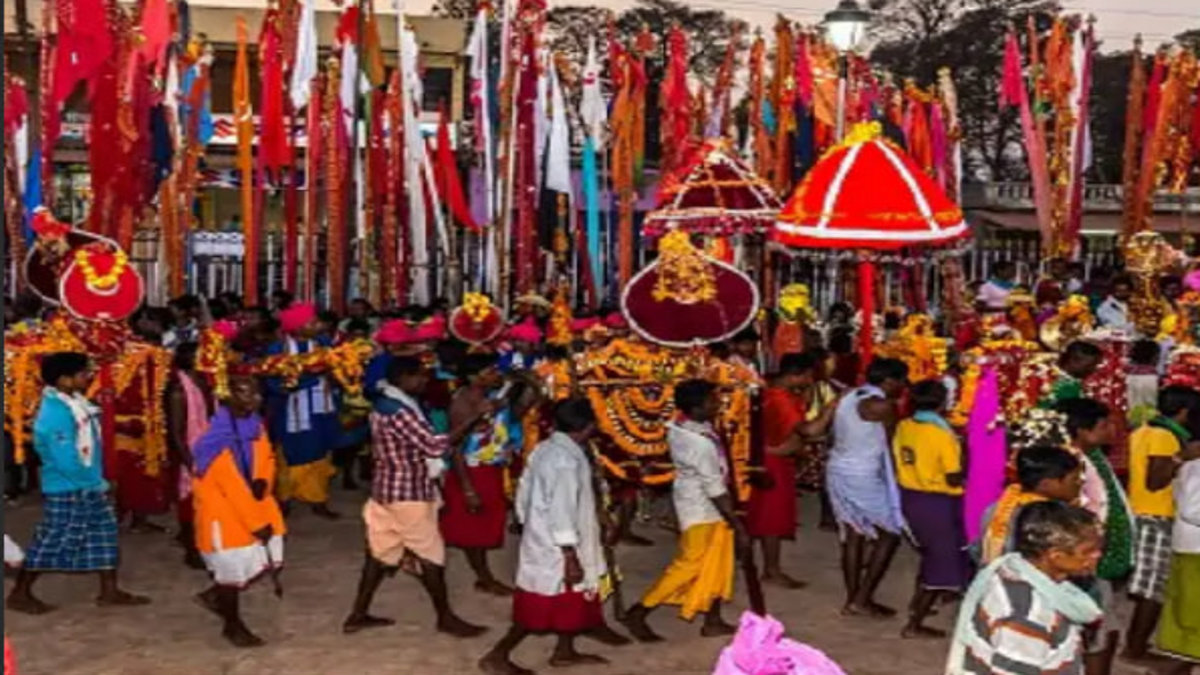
[746,388,806,538]
[192,434,287,587]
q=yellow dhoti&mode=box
[276,453,335,504]
[641,521,734,620]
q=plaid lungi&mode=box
[1129,515,1173,602]
[24,490,119,572]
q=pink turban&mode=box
[413,315,447,342]
[1185,269,1200,292]
[211,320,239,341]
[374,319,415,345]
[506,319,543,343]
[570,317,600,334]
[279,302,317,334]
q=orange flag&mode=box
[234,17,257,305]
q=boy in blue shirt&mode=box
[6,352,149,614]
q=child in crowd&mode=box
[6,353,149,614]
[891,379,970,639]
[947,501,1103,675]
[977,445,1084,564]
[1127,339,1162,427]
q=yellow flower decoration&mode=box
[778,283,814,323]
[462,292,493,323]
[652,231,717,305]
[74,248,129,290]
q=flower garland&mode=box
[652,230,717,305]
[196,328,231,400]
[253,340,373,394]
[462,292,494,323]
[73,243,130,289]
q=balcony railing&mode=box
[964,181,1200,214]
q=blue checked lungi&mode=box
[25,490,118,572]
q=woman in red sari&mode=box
[746,353,838,588]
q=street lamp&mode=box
[823,0,871,141]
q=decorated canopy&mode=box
[642,139,783,238]
[772,123,968,251]
[621,231,759,348]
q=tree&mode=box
[430,0,481,20]
[871,0,1058,181]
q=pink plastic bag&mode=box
[712,612,847,675]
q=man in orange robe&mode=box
[192,376,286,648]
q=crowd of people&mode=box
[3,274,1199,675]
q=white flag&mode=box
[579,37,607,148]
[465,7,494,224]
[290,0,317,110]
[545,63,572,195]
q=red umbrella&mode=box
[772,122,970,370]
[772,124,967,250]
[643,139,782,238]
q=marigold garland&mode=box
[74,247,129,290]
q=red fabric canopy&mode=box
[773,124,968,251]
[643,139,782,237]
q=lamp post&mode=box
[823,0,871,142]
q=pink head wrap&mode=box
[279,302,317,334]
[375,319,415,345]
[570,317,600,334]
[211,320,239,341]
[506,319,543,343]
[1185,269,1200,292]
[413,315,447,342]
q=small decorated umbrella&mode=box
[772,122,969,367]
[642,139,782,238]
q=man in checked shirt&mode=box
[343,356,495,637]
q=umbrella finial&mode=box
[840,121,883,147]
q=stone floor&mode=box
[4,490,1148,675]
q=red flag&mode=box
[435,108,480,231]
[659,25,691,176]
[259,11,291,172]
[999,32,1023,109]
[137,0,172,68]
[52,0,114,105]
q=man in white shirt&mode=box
[620,380,748,642]
[975,260,1018,313]
[1096,275,1134,333]
[479,399,628,675]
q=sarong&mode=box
[901,489,971,591]
[203,534,284,588]
[278,455,335,504]
[363,499,445,566]
[641,522,735,621]
[441,465,507,549]
[513,589,604,633]
[1155,552,1200,663]
[24,490,118,572]
[746,454,797,539]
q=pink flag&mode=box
[964,367,1007,544]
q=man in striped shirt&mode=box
[947,501,1103,675]
[343,356,490,638]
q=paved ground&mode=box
[5,490,1147,675]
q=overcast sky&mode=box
[198,0,1199,49]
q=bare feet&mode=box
[700,618,737,638]
[841,602,890,620]
[6,593,54,615]
[868,601,897,618]
[311,503,341,520]
[437,613,489,638]
[584,624,632,646]
[96,589,151,607]
[342,614,396,634]
[475,579,514,597]
[762,572,808,590]
[549,652,609,668]
[222,622,265,648]
[479,652,535,675]
[620,610,664,643]
[901,624,947,639]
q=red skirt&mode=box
[746,454,797,539]
[441,465,507,549]
[513,589,604,634]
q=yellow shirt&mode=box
[892,418,964,496]
[1127,425,1180,518]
